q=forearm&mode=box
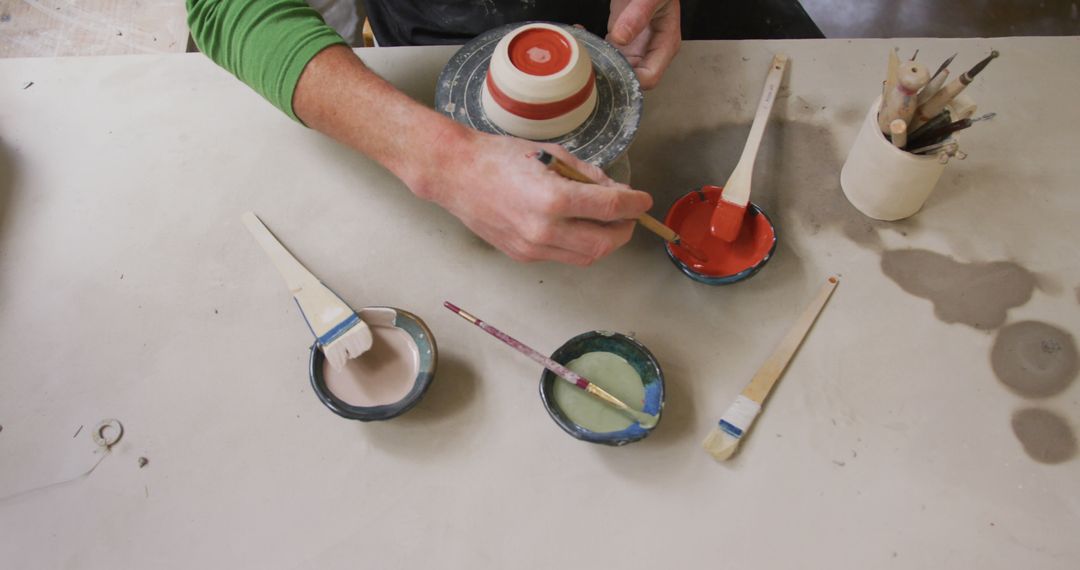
[292,45,468,200]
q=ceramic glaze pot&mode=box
[481,23,598,140]
[309,307,437,421]
[539,331,664,446]
[664,187,778,285]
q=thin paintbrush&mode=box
[242,212,373,371]
[929,53,957,82]
[913,50,999,128]
[908,112,996,149]
[917,53,956,105]
[909,138,958,156]
[444,301,659,428]
[536,150,709,262]
[906,109,952,144]
[703,276,839,461]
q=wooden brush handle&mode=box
[546,157,594,183]
[878,61,929,133]
[742,277,839,404]
[241,212,319,292]
[722,54,787,204]
[539,152,681,244]
[913,66,976,128]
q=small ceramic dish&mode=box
[663,186,778,285]
[538,331,664,446]
[309,307,437,421]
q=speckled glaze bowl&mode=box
[539,331,664,446]
[309,307,437,421]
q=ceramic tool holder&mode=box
[841,96,948,221]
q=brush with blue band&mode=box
[704,276,839,461]
[242,212,373,372]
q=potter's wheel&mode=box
[435,22,642,169]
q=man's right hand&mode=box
[291,46,652,264]
[408,128,653,266]
[295,45,653,266]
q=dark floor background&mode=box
[679,0,1080,39]
[349,1,1080,42]
[800,0,1080,37]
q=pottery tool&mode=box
[917,53,957,105]
[536,150,709,262]
[242,212,372,372]
[929,53,957,81]
[906,109,952,144]
[444,302,659,428]
[948,94,979,120]
[917,70,949,105]
[889,119,907,149]
[878,60,929,133]
[909,138,958,156]
[908,112,996,149]
[913,50,999,128]
[709,54,788,242]
[436,22,642,170]
[883,48,900,98]
[703,276,839,461]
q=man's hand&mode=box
[413,130,653,266]
[295,46,653,266]
[607,0,681,89]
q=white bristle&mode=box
[702,428,742,461]
[323,325,373,371]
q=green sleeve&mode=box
[187,0,347,122]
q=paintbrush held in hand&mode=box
[535,150,709,262]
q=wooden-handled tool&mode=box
[703,276,839,461]
[709,54,788,242]
[912,50,999,129]
[916,53,956,106]
[536,150,709,262]
[879,60,929,134]
[889,119,908,149]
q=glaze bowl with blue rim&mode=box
[309,307,437,421]
[539,330,664,446]
[663,186,778,286]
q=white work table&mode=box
[1,37,1078,568]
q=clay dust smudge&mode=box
[1011,408,1078,464]
[991,321,1078,398]
[880,249,1035,330]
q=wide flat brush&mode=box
[703,276,839,461]
[536,150,708,262]
[709,54,788,241]
[242,212,372,371]
[444,301,659,428]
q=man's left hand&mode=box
[607,0,681,89]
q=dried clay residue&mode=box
[1011,408,1078,464]
[880,249,1035,330]
[991,321,1078,398]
